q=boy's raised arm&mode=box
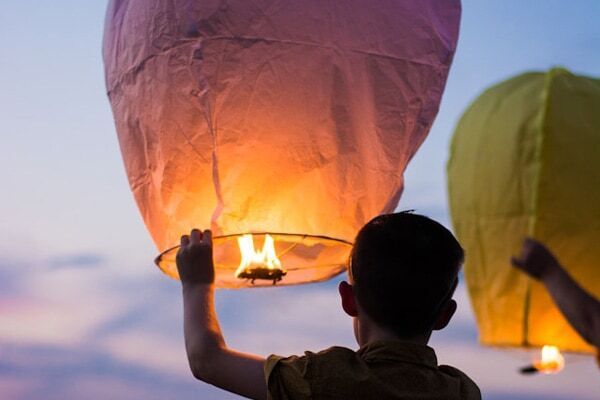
[177,229,267,400]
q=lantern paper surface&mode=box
[448,69,600,352]
[103,0,460,287]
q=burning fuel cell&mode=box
[235,234,287,285]
[520,345,565,375]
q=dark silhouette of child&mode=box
[176,212,481,399]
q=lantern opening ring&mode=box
[154,232,354,287]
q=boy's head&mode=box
[339,211,464,342]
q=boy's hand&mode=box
[177,228,266,399]
[511,238,560,280]
[176,229,215,285]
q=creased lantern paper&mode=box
[103,0,461,287]
[448,69,600,353]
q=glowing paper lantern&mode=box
[103,0,460,287]
[448,68,600,353]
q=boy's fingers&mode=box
[180,235,190,247]
[190,228,202,244]
[202,229,212,245]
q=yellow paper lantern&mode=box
[448,68,600,353]
[103,0,460,287]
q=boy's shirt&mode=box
[264,340,481,400]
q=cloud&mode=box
[99,331,190,378]
[0,343,238,400]
[1,257,598,400]
[0,263,22,295]
[47,252,106,269]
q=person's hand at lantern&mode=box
[176,228,267,400]
[176,229,215,286]
[511,238,561,280]
[512,238,600,349]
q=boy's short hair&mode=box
[350,211,464,337]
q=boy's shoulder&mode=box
[438,364,479,383]
[438,364,481,399]
[265,342,481,400]
[264,346,368,400]
[265,346,356,384]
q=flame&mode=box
[235,234,282,277]
[535,345,565,374]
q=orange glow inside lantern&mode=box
[534,345,565,374]
[155,233,352,288]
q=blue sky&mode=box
[1,1,599,399]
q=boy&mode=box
[176,212,481,399]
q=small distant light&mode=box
[520,345,565,375]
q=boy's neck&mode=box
[356,316,431,347]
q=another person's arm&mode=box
[512,238,600,348]
[177,229,267,399]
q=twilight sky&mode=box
[1,1,599,399]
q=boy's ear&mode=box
[339,281,358,317]
[432,299,457,331]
